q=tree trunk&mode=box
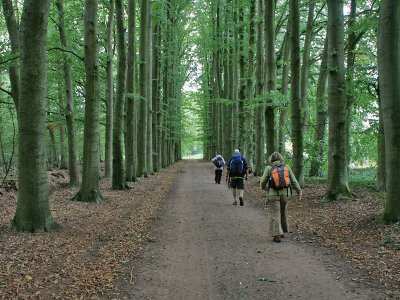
[290,0,304,187]
[58,82,68,170]
[55,0,79,185]
[104,0,114,178]
[125,0,136,182]
[48,124,59,168]
[378,0,400,223]
[325,0,352,201]
[112,0,127,190]
[152,21,161,172]
[278,30,289,154]
[375,91,386,192]
[254,0,265,176]
[1,0,20,112]
[309,37,328,177]
[264,0,277,158]
[244,0,256,169]
[146,1,154,175]
[72,0,104,203]
[137,0,150,177]
[12,0,56,232]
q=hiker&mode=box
[211,154,225,184]
[226,149,248,206]
[260,152,302,243]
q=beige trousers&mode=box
[268,195,289,237]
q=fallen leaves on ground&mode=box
[246,176,400,297]
[0,162,183,299]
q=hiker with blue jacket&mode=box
[260,152,302,243]
[211,154,225,184]
[226,149,248,206]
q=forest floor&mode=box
[0,160,399,299]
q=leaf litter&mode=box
[0,162,182,299]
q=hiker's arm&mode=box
[260,166,270,189]
[288,166,302,197]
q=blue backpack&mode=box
[229,153,244,175]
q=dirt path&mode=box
[117,160,384,299]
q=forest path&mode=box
[117,160,381,299]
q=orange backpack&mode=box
[269,164,291,190]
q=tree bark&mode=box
[375,91,386,192]
[125,0,137,182]
[104,0,114,178]
[137,0,150,177]
[146,0,154,175]
[254,0,265,176]
[12,0,56,232]
[309,37,328,177]
[152,21,161,172]
[278,30,289,154]
[112,0,127,190]
[264,0,277,158]
[378,0,400,222]
[290,0,304,186]
[325,0,352,201]
[72,0,104,203]
[48,124,59,168]
[58,82,68,169]
[55,0,79,185]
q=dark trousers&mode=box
[215,169,223,183]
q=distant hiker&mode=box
[260,152,302,243]
[226,149,248,206]
[211,154,225,184]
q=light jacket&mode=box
[260,161,301,197]
[211,155,225,170]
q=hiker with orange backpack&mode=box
[260,152,302,243]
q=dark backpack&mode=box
[214,157,223,168]
[229,153,244,175]
[268,164,291,190]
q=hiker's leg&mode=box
[238,188,244,198]
[214,170,218,182]
[269,195,283,237]
[216,169,222,183]
[280,196,289,233]
[232,188,237,199]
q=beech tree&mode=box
[378,0,400,223]
[72,0,104,202]
[325,0,352,200]
[12,0,56,232]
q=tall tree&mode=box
[254,0,265,176]
[378,0,400,223]
[325,0,352,200]
[55,0,79,185]
[73,0,104,202]
[309,37,328,177]
[146,0,154,174]
[104,0,114,178]
[112,0,127,189]
[277,30,290,154]
[125,0,137,182]
[244,0,256,164]
[137,0,150,177]
[12,0,56,232]
[290,0,303,186]
[264,0,277,157]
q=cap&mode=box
[234,149,240,153]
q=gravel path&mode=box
[119,160,383,299]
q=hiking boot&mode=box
[233,200,237,205]
[239,197,244,206]
[273,236,281,243]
